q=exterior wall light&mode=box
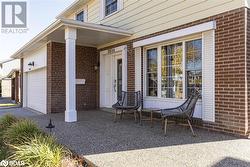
[94,62,100,70]
[28,61,34,67]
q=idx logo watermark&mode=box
[1,1,28,34]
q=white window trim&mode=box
[133,21,216,48]
[75,6,88,22]
[143,36,202,101]
[100,0,123,20]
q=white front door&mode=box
[100,51,125,108]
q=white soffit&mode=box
[10,19,132,59]
[133,21,216,48]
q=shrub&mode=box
[0,146,8,160]
[0,114,18,159]
[3,119,43,145]
[0,114,18,132]
[10,135,70,167]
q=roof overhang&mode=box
[0,58,14,66]
[11,19,132,58]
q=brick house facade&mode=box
[47,42,98,113]
[11,0,250,137]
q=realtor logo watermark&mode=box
[1,1,28,33]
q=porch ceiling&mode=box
[47,24,129,47]
[11,19,132,58]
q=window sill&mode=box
[101,10,120,21]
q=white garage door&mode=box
[27,68,46,114]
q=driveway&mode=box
[1,108,250,167]
[0,107,40,117]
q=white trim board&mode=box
[133,21,216,48]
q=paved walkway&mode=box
[1,108,250,167]
[0,107,40,117]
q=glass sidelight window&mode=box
[185,39,202,98]
[145,38,202,99]
[146,48,158,97]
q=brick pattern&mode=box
[47,42,65,113]
[100,8,247,136]
[247,9,250,135]
[76,45,98,110]
[47,42,98,113]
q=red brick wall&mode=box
[76,45,98,110]
[100,8,247,136]
[47,42,98,113]
[247,8,250,135]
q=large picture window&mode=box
[145,38,202,99]
[161,43,183,98]
[146,48,158,97]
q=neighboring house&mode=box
[0,59,20,103]
[9,0,250,136]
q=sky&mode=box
[0,0,75,61]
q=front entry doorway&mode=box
[100,46,127,108]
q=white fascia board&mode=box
[133,21,216,48]
[10,19,132,59]
[11,20,63,59]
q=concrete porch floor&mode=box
[1,108,250,167]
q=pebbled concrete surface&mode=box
[1,108,250,167]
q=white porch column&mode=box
[65,27,77,122]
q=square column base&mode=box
[65,110,77,122]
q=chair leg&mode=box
[161,117,164,130]
[164,118,168,136]
[114,109,117,123]
[140,111,143,126]
[134,111,137,123]
[120,110,123,120]
[187,119,196,137]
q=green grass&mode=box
[0,103,17,107]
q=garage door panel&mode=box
[27,68,46,114]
